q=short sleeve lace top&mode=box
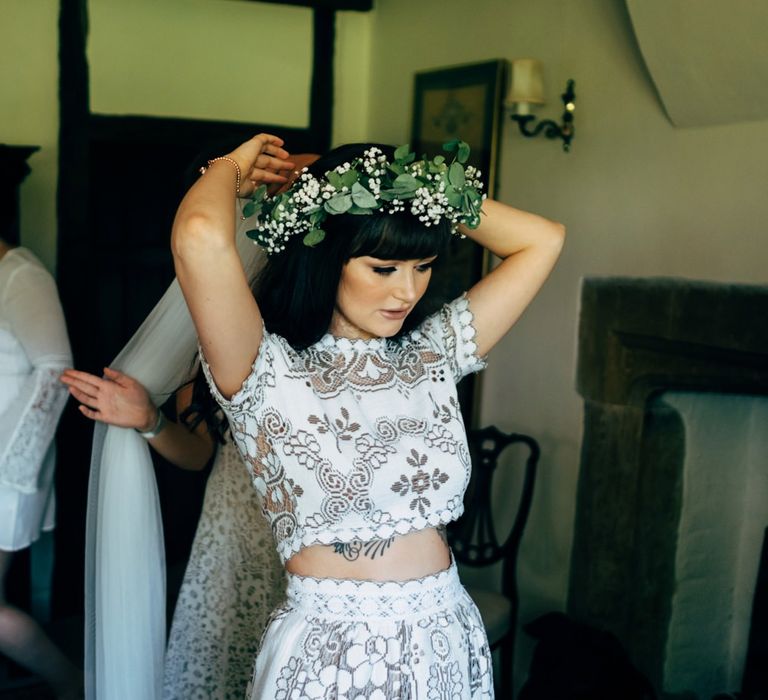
[201,294,487,564]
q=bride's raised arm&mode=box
[171,134,293,399]
[463,198,566,357]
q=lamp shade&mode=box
[508,58,545,112]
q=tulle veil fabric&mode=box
[83,221,265,699]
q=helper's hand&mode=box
[268,152,321,196]
[226,133,295,197]
[60,367,158,431]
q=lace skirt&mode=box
[248,559,494,699]
[163,440,286,699]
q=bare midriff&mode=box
[284,527,450,581]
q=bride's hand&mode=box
[227,133,295,196]
[60,367,158,431]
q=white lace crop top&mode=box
[201,294,487,564]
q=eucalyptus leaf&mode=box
[448,162,466,188]
[466,189,482,204]
[428,160,447,175]
[252,185,268,203]
[385,186,418,199]
[442,138,461,153]
[351,182,378,209]
[445,188,462,208]
[303,229,326,247]
[324,193,353,214]
[463,192,482,226]
[388,163,406,175]
[393,173,421,190]
[327,171,344,189]
[245,229,259,240]
[242,201,257,218]
[457,141,471,163]
[348,204,374,215]
[341,169,358,188]
[394,144,411,161]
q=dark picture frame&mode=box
[410,59,507,426]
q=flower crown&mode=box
[243,139,485,255]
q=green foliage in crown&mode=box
[243,139,485,255]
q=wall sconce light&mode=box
[506,58,576,152]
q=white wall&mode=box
[0,0,60,272]
[88,0,372,146]
[88,0,313,126]
[662,393,768,698]
[365,0,768,673]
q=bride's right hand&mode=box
[60,367,158,431]
[226,133,295,197]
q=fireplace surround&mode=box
[568,277,768,693]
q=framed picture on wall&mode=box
[411,59,507,197]
[410,59,507,426]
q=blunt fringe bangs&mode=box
[254,143,452,350]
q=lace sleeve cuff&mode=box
[424,293,488,383]
[198,329,276,415]
[450,293,488,378]
[0,367,70,493]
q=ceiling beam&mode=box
[245,0,373,11]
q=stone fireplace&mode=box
[568,277,768,697]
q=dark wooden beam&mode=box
[88,114,320,154]
[309,8,335,152]
[55,0,91,625]
[57,0,90,269]
[246,0,372,10]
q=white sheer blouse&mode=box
[0,247,71,551]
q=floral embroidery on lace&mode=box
[200,294,487,564]
[248,563,493,699]
[390,449,450,516]
[0,367,69,493]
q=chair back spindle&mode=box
[448,425,540,699]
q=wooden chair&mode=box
[448,426,539,699]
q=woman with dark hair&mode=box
[172,133,565,698]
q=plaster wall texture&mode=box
[0,0,59,272]
[365,0,768,671]
[88,0,313,126]
[88,1,372,145]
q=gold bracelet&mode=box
[199,156,242,195]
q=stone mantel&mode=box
[568,276,768,690]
